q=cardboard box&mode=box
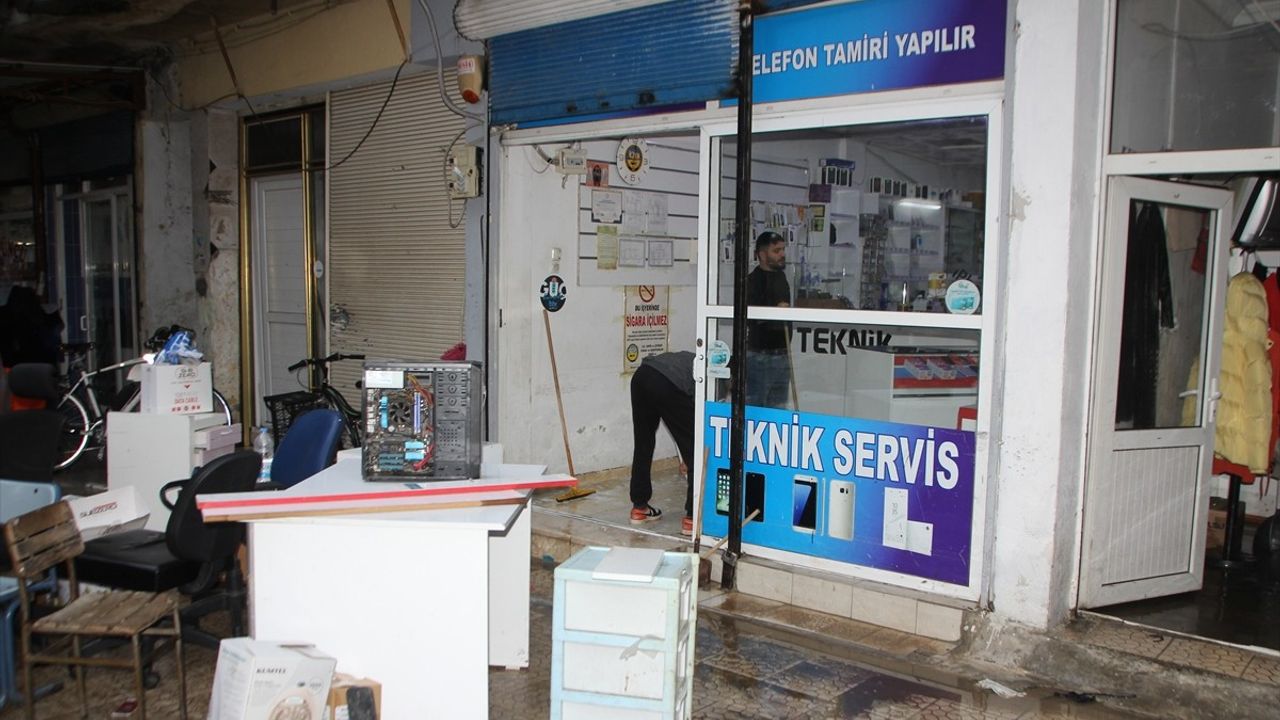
[66,487,149,541]
[140,361,213,415]
[207,639,336,720]
[326,673,382,720]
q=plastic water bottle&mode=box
[252,426,274,482]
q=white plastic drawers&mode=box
[550,546,697,720]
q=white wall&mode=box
[496,137,700,474]
[988,0,1106,629]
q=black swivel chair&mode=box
[75,450,262,649]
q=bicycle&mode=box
[55,341,233,470]
[268,352,366,448]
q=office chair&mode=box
[0,363,65,482]
[74,451,262,649]
[267,408,344,489]
[5,500,187,720]
[0,480,61,710]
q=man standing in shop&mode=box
[747,230,792,407]
[628,350,696,537]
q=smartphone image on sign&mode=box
[792,475,818,533]
[883,487,908,550]
[715,468,730,515]
[827,480,855,541]
[745,472,766,524]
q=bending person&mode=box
[628,350,696,537]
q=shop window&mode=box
[702,318,979,586]
[1112,0,1280,153]
[715,116,988,315]
[707,318,980,425]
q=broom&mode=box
[544,309,595,502]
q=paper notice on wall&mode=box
[596,225,619,270]
[647,239,674,267]
[619,237,647,267]
[591,189,622,224]
[623,285,669,372]
[622,192,669,236]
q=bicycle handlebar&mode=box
[287,353,367,372]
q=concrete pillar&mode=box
[137,70,197,343]
[987,1,1107,628]
[189,108,243,419]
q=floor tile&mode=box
[1240,653,1280,685]
[700,634,808,679]
[691,664,835,720]
[1078,622,1172,659]
[768,658,877,700]
[1157,637,1253,677]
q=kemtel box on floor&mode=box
[361,360,482,481]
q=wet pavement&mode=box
[9,456,1277,718]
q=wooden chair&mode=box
[3,501,187,719]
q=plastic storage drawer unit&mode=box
[550,546,697,720]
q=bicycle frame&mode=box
[67,356,148,423]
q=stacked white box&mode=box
[550,546,697,720]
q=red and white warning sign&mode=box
[623,285,669,372]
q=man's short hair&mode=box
[755,230,785,255]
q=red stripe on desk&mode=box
[196,476,577,510]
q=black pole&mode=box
[722,0,753,590]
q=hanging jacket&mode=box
[1216,271,1272,473]
[1116,202,1175,428]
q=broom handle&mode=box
[700,508,761,560]
[544,309,576,476]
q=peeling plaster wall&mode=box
[988,0,1105,629]
[138,72,198,342]
[189,109,243,420]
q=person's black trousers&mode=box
[629,363,695,516]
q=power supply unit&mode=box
[361,361,483,481]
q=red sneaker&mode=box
[681,516,694,537]
[630,505,662,525]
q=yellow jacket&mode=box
[1216,272,1272,473]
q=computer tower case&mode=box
[361,360,483,481]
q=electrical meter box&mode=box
[361,361,483,481]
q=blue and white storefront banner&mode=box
[753,0,1006,103]
[702,402,975,585]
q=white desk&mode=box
[245,458,531,719]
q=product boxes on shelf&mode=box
[66,486,149,541]
[207,639,336,720]
[140,361,213,415]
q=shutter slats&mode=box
[328,70,468,401]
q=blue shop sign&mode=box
[702,402,976,586]
[753,0,1006,103]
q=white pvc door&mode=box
[1080,177,1232,608]
[251,175,309,420]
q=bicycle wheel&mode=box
[212,388,233,426]
[54,394,91,470]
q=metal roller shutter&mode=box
[327,69,469,400]
[488,0,737,126]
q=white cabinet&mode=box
[106,412,240,530]
[551,547,697,720]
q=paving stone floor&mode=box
[1,563,1145,719]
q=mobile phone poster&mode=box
[701,402,975,585]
